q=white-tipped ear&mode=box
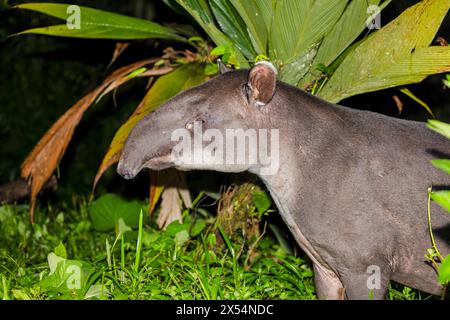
[217,59,230,75]
[247,61,278,106]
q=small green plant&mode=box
[88,193,147,236]
[40,243,94,299]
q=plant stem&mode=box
[428,187,444,262]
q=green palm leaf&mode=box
[15,3,185,41]
[269,0,349,85]
[319,0,450,103]
[175,0,249,67]
[299,0,392,87]
[209,0,256,60]
[229,0,273,56]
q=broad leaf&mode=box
[229,0,272,56]
[94,62,207,188]
[430,190,450,213]
[253,191,272,215]
[439,255,450,285]
[174,230,190,246]
[88,193,145,232]
[299,0,391,87]
[54,242,67,259]
[431,159,450,175]
[428,120,450,141]
[269,0,348,84]
[41,252,93,298]
[174,0,227,45]
[280,43,319,86]
[209,0,256,60]
[84,284,111,300]
[190,220,207,237]
[15,3,185,41]
[175,0,249,67]
[319,0,450,102]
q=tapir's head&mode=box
[117,61,279,179]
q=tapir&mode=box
[117,61,450,299]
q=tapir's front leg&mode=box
[314,262,391,300]
[313,263,345,300]
[339,266,392,300]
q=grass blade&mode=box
[133,210,144,273]
[400,88,435,118]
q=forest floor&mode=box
[0,197,432,300]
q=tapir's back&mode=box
[338,105,450,184]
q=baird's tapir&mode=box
[117,61,450,299]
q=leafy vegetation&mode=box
[0,197,429,300]
[1,0,449,300]
[13,1,450,223]
[427,120,450,288]
[15,3,185,40]
[0,198,317,300]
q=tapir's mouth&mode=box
[117,152,174,180]
[142,153,174,171]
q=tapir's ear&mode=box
[247,61,278,106]
[218,59,230,75]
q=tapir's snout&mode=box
[117,136,177,179]
[117,135,149,179]
[117,157,140,180]
[116,126,160,180]
[116,104,183,179]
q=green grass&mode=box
[0,197,432,300]
[0,199,316,300]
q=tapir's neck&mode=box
[254,85,354,217]
[251,86,358,266]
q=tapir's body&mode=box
[118,63,450,299]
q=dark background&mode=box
[0,0,449,200]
